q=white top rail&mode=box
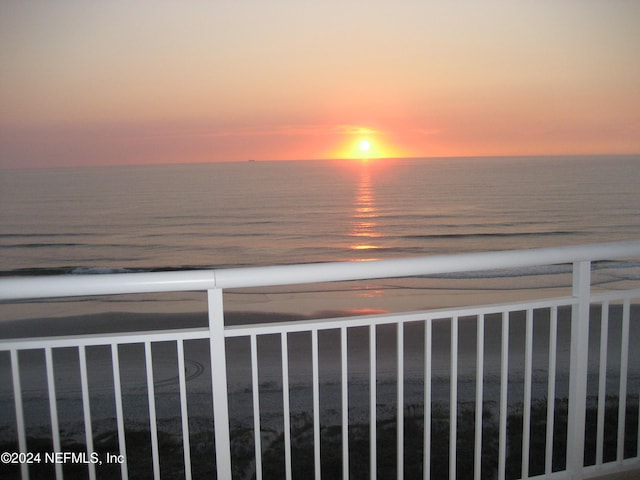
[1,241,639,301]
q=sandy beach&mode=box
[2,304,638,424]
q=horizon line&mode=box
[2,152,639,171]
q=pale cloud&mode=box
[333,125,383,136]
[135,124,386,140]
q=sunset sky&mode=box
[1,1,639,168]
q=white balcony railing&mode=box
[1,241,640,479]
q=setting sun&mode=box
[330,126,407,160]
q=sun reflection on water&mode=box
[349,165,383,259]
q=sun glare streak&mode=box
[349,167,384,263]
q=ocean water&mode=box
[1,155,639,274]
[1,155,639,318]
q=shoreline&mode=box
[2,303,638,336]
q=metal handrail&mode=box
[1,240,639,300]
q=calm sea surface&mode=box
[1,155,639,275]
[1,155,639,318]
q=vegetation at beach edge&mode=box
[1,395,638,479]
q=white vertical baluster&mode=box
[111,344,128,479]
[177,340,192,480]
[341,327,349,480]
[567,261,591,476]
[596,302,609,466]
[450,316,458,480]
[423,319,432,480]
[638,301,640,461]
[282,333,292,480]
[370,324,377,479]
[45,347,62,480]
[250,335,262,480]
[145,341,160,479]
[78,346,96,480]
[474,315,484,480]
[545,306,558,475]
[617,300,631,463]
[522,309,534,479]
[398,321,404,480]
[207,288,232,479]
[498,311,509,480]
[10,350,28,480]
[638,293,640,461]
[312,329,321,480]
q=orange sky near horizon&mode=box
[1,1,639,168]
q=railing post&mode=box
[208,288,233,479]
[567,260,591,478]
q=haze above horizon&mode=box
[1,1,639,168]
